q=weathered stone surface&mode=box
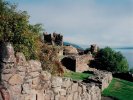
[9,85,22,94]
[51,77,62,88]
[59,95,67,100]
[28,60,42,72]
[32,77,40,85]
[1,74,12,82]
[62,54,93,72]
[8,74,23,85]
[16,52,26,66]
[60,89,66,96]
[40,71,51,81]
[17,66,26,72]
[62,78,71,89]
[29,72,40,78]
[76,54,94,72]
[88,70,113,91]
[0,85,10,100]
[53,87,61,94]
[67,94,73,100]
[71,83,78,92]
[73,92,78,100]
[22,83,31,94]
[0,42,16,63]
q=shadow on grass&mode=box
[113,72,133,82]
[102,96,119,100]
[83,70,94,74]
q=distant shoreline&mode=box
[114,47,133,50]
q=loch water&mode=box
[115,49,133,69]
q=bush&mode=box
[39,44,64,75]
[92,47,129,73]
[0,0,43,59]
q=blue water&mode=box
[115,49,133,69]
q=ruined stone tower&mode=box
[43,32,63,46]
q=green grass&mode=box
[63,71,93,80]
[102,78,133,100]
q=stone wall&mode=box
[61,54,94,72]
[84,70,112,91]
[76,55,94,72]
[0,42,101,100]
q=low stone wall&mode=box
[0,57,101,100]
[0,43,101,100]
[86,70,112,91]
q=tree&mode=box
[0,0,44,59]
[130,69,133,74]
[92,47,129,73]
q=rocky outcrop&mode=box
[0,42,101,100]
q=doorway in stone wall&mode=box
[61,57,76,71]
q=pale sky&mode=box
[7,0,133,48]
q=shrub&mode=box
[40,44,64,75]
[91,47,129,73]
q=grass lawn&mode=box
[102,78,133,100]
[63,71,93,80]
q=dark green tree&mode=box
[93,47,129,73]
[130,69,133,74]
[0,0,44,59]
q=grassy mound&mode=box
[102,78,133,100]
[63,71,93,80]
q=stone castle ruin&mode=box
[43,32,63,46]
[43,32,98,73]
[0,33,113,100]
[90,44,98,54]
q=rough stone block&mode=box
[16,52,26,66]
[51,77,62,88]
[71,83,78,92]
[28,60,42,72]
[8,74,23,85]
[22,83,31,94]
[40,71,51,81]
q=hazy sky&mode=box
[7,0,133,47]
